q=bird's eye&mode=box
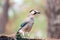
[34,12,37,14]
[33,12,37,15]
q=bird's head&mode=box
[29,9,40,15]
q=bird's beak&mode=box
[37,12,40,14]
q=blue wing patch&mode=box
[20,22,28,28]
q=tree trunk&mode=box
[0,0,9,34]
[46,0,60,39]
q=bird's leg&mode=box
[27,32,29,37]
[24,32,30,38]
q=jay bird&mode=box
[16,9,40,38]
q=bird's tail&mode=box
[16,28,23,40]
[16,33,21,39]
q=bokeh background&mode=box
[0,0,47,39]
